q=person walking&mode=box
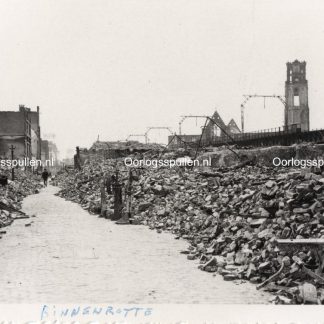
[42,168,49,187]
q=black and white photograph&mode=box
[0,0,324,322]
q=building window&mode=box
[294,95,300,106]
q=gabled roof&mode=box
[210,110,227,130]
[227,118,241,133]
[227,118,240,129]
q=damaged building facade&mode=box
[0,105,59,171]
[202,111,241,142]
[285,60,310,132]
[0,105,37,159]
[29,105,41,160]
[168,110,241,148]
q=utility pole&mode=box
[10,145,15,181]
[240,94,286,133]
[144,127,173,144]
[179,115,208,136]
[126,134,147,142]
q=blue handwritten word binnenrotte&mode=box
[40,304,153,320]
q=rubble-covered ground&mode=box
[0,169,43,231]
[56,152,324,304]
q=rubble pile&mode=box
[56,155,324,304]
[90,140,165,152]
[57,159,116,213]
[0,169,42,229]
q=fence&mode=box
[209,123,301,146]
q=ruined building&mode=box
[227,119,241,134]
[202,111,241,143]
[0,105,41,160]
[285,60,310,131]
[0,106,32,159]
[168,110,241,147]
[203,111,228,141]
[29,105,41,160]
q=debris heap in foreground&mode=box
[56,155,324,304]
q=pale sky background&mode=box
[0,0,323,158]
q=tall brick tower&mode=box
[285,60,309,131]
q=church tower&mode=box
[285,60,309,131]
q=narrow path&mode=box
[0,186,271,303]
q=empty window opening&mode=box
[294,95,300,106]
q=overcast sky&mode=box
[0,0,323,158]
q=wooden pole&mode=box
[10,145,15,181]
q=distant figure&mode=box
[42,169,49,186]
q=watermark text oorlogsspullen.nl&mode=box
[0,158,55,168]
[124,157,211,168]
[272,157,324,168]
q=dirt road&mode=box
[0,186,271,303]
